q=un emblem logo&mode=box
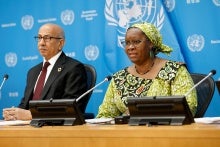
[61,10,74,25]
[21,15,34,30]
[163,0,175,12]
[105,0,164,48]
[84,45,99,61]
[187,34,205,52]
[213,0,220,6]
[5,52,17,67]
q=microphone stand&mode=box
[76,76,112,103]
[0,74,9,99]
[184,70,216,97]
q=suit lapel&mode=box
[40,52,66,99]
[26,63,42,101]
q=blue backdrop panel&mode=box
[166,0,220,116]
[0,0,220,118]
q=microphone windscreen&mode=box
[106,75,112,81]
[4,74,9,80]
[210,70,216,75]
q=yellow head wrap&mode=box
[131,22,172,55]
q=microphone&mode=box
[0,74,9,91]
[184,70,216,97]
[76,75,112,103]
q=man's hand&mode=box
[3,107,32,121]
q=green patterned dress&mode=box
[97,61,197,118]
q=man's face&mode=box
[37,25,64,60]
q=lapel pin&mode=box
[58,67,62,72]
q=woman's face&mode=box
[124,27,153,65]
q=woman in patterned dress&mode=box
[97,22,197,118]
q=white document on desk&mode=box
[85,118,114,124]
[0,120,30,126]
[194,117,220,124]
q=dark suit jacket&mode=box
[18,52,88,113]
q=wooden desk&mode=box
[0,123,220,147]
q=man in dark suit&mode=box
[3,23,87,120]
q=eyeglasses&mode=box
[34,35,63,42]
[121,40,144,48]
